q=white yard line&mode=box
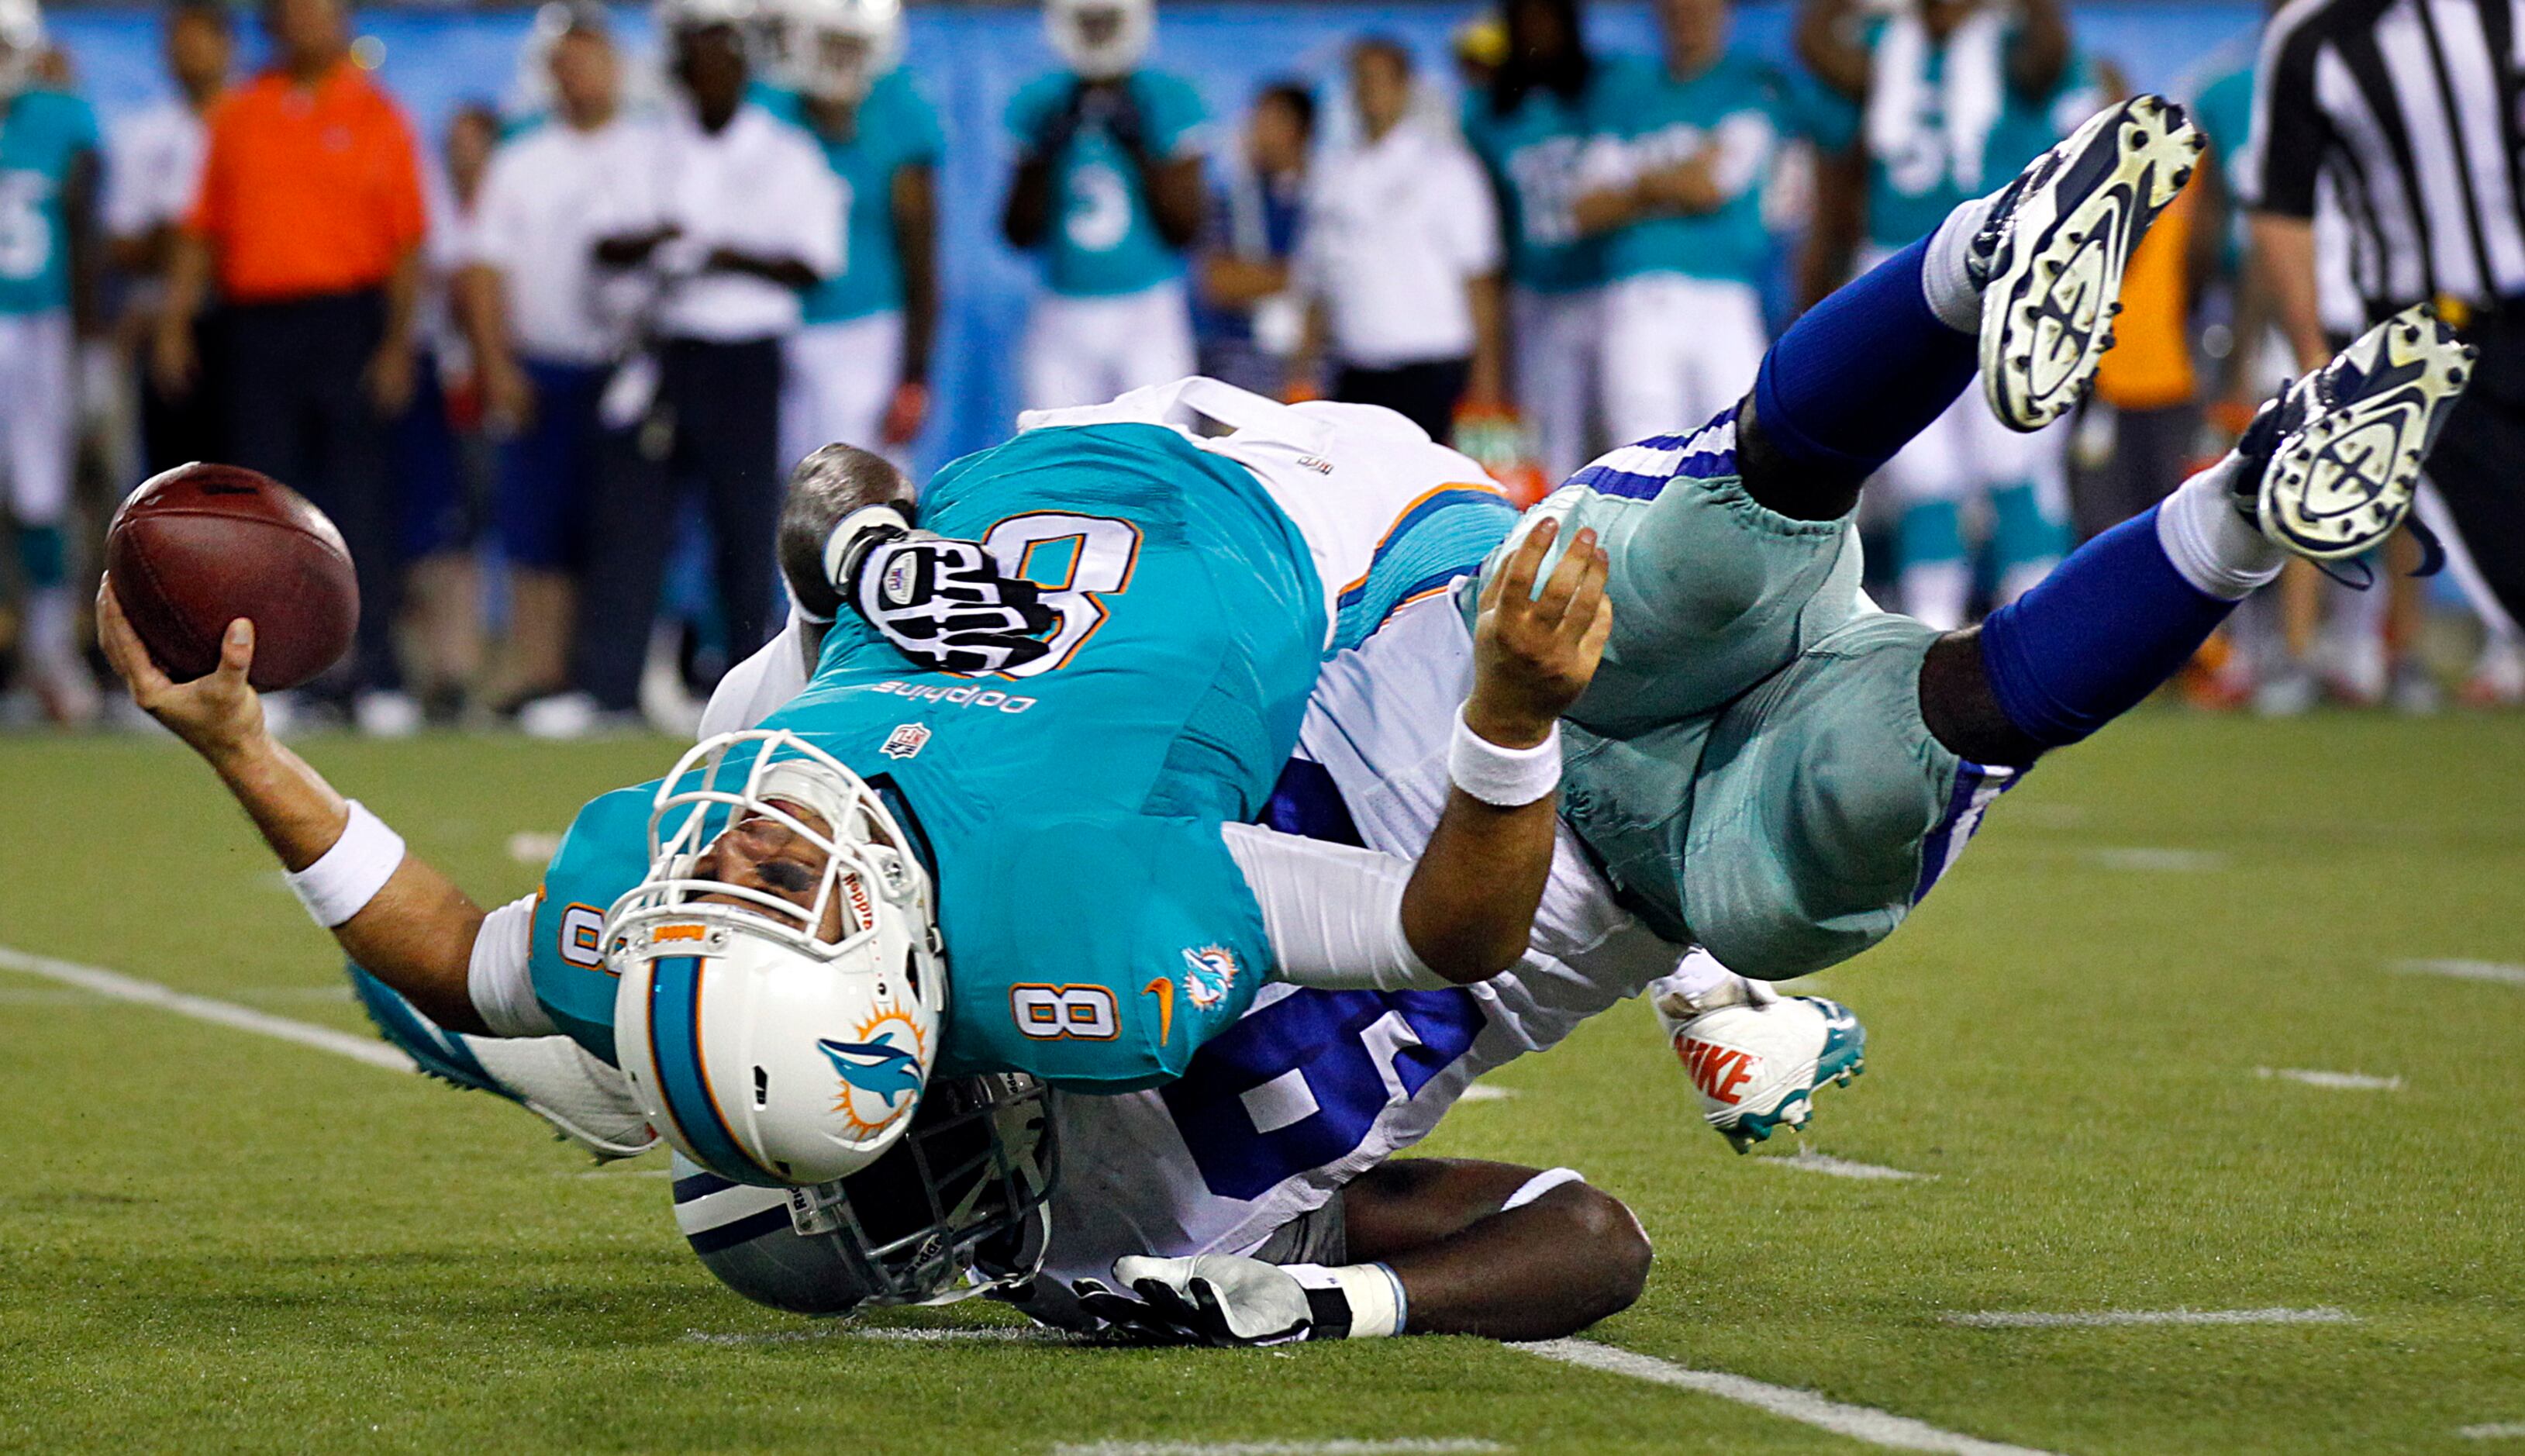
[1045,1433,1495,1443]
[1514,1339,2057,1455]
[2085,848,2229,873]
[1456,1085,1516,1103]
[1759,1147,1930,1182]
[2392,958,2525,988]
[1944,1308,2357,1329]
[0,944,411,1073]
[2254,1068,2403,1092]
[2460,1423,2525,1440]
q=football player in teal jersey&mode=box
[0,0,100,723]
[98,388,1616,1194]
[1571,0,1785,443]
[1795,0,2084,631]
[763,0,941,470]
[1001,0,1208,410]
[1462,0,1626,479]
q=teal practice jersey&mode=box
[0,89,95,316]
[764,71,943,326]
[526,422,1325,1089]
[1809,29,2097,250]
[1462,71,1623,295]
[1006,70,1207,298]
[1592,52,1784,288]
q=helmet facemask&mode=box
[611,731,947,1188]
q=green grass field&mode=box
[3,711,2522,1454]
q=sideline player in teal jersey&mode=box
[1462,0,1625,481]
[0,0,100,723]
[759,0,940,471]
[1571,0,1783,444]
[97,387,1616,1193]
[1796,0,2086,632]
[1001,0,1207,410]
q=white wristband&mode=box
[1447,706,1561,807]
[285,800,407,929]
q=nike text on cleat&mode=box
[2240,304,2475,561]
[1664,995,1867,1154]
[1978,94,2203,431]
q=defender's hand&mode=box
[96,577,265,764]
[1467,516,1613,748]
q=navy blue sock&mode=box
[1977,505,2239,749]
[1751,234,1979,477]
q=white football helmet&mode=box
[610,730,947,1188]
[773,0,902,104]
[657,0,755,38]
[0,0,45,100]
[1044,0,1150,81]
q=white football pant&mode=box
[780,311,905,473]
[0,309,74,526]
[1597,274,1767,447]
[1510,285,1604,485]
[1020,280,1196,414]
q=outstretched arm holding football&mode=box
[1401,517,1610,982]
[96,583,493,1034]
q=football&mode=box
[102,462,358,691]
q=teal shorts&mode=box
[1479,412,2018,978]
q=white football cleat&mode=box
[2238,305,2475,561]
[462,1035,661,1161]
[1655,990,1865,1154]
[1978,94,2203,431]
[350,965,658,1160]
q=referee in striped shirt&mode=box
[2241,0,2525,623]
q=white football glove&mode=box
[1072,1255,1404,1346]
[830,505,1060,675]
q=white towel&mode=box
[1866,2,2009,192]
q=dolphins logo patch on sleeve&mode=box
[1180,945,1241,1010]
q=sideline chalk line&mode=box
[0,944,410,1072]
[1516,1338,2058,1455]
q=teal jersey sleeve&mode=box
[935,814,1270,1090]
[0,90,98,316]
[526,784,664,1066]
[1008,69,1207,297]
[802,68,943,325]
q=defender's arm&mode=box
[1241,519,1610,989]
[97,584,492,1033]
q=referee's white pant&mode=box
[1597,273,1768,447]
[780,311,904,473]
[1021,280,1195,414]
[1511,285,1604,485]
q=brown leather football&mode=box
[104,463,358,690]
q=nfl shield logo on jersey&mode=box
[1180,945,1240,1009]
[881,723,932,760]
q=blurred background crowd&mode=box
[0,0,2517,736]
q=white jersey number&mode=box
[0,171,53,281]
[980,512,1142,678]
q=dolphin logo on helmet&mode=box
[610,730,948,1188]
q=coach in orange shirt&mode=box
[151,0,424,731]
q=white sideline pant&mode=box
[1598,274,1768,446]
[780,311,904,474]
[1020,280,1196,415]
